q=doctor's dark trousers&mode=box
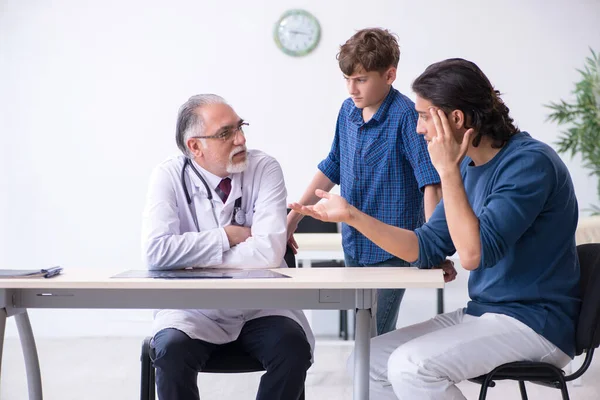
[152,316,311,400]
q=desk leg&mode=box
[15,311,43,400]
[354,308,371,400]
[299,260,313,329]
[0,308,6,387]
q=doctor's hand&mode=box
[224,225,252,247]
[427,108,473,177]
[434,259,457,283]
[288,190,354,224]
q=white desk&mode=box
[294,233,445,315]
[0,267,443,400]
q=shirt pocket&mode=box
[362,138,389,168]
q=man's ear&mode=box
[451,110,465,129]
[385,67,397,85]
[186,138,204,158]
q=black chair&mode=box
[140,246,305,400]
[293,214,350,340]
[469,243,600,400]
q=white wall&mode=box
[1,0,599,337]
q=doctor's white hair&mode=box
[175,94,228,156]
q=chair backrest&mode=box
[295,214,338,234]
[575,243,600,354]
[284,245,297,268]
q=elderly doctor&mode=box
[141,94,314,400]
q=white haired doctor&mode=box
[141,94,314,400]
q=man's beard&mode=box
[226,146,248,173]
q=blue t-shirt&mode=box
[415,132,581,357]
[318,88,440,265]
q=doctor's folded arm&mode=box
[141,93,314,400]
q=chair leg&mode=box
[478,377,493,400]
[339,310,349,340]
[477,372,501,400]
[344,310,349,340]
[338,310,343,339]
[436,288,444,314]
[351,310,356,340]
[559,384,570,400]
[518,381,528,400]
[141,339,152,400]
[149,366,155,400]
[477,384,488,400]
[556,375,570,400]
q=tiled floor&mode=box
[1,337,599,399]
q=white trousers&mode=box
[349,308,571,400]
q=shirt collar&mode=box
[190,159,231,191]
[349,87,397,125]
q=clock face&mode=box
[274,9,321,57]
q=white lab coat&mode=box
[141,151,314,352]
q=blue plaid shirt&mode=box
[318,88,440,265]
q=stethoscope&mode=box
[181,158,246,231]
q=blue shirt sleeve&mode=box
[318,111,342,185]
[400,109,441,191]
[477,151,555,269]
[414,200,456,268]
[416,150,557,270]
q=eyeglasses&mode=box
[191,122,249,142]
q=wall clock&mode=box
[273,9,321,57]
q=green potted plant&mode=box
[546,49,600,214]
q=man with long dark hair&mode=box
[289,58,580,399]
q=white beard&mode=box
[226,146,248,173]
